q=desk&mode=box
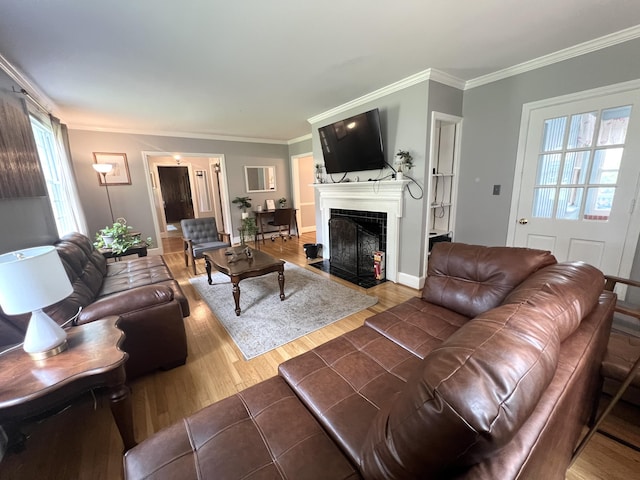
[254,209,299,243]
[0,318,136,452]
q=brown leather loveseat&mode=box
[124,242,614,479]
[0,232,190,379]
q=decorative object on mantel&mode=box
[395,149,414,180]
[232,196,252,219]
[315,164,325,184]
[278,197,287,208]
[189,263,377,359]
[93,218,152,254]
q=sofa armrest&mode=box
[76,285,174,325]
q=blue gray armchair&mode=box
[181,218,230,274]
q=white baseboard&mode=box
[397,272,422,290]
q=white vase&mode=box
[242,211,249,219]
[396,171,404,181]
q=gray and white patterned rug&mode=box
[189,263,378,359]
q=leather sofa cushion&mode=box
[278,326,422,466]
[423,242,557,318]
[502,261,604,341]
[360,302,562,479]
[123,376,360,480]
[365,296,470,358]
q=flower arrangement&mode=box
[278,197,287,208]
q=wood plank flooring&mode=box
[0,232,638,479]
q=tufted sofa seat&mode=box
[124,243,614,479]
[0,232,190,379]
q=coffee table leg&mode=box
[108,383,136,451]
[233,281,241,316]
[278,270,285,300]
[206,257,212,284]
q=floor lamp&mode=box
[213,163,225,231]
[93,163,115,223]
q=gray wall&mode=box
[288,137,312,157]
[0,68,58,253]
[457,37,640,247]
[68,129,290,244]
[309,80,463,279]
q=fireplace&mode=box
[313,180,407,283]
[329,209,386,277]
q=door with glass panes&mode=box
[511,88,640,276]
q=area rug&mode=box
[189,263,378,359]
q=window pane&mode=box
[567,112,597,149]
[556,188,583,220]
[542,116,567,152]
[536,154,561,185]
[561,151,589,185]
[584,186,614,220]
[597,105,632,146]
[532,187,555,218]
[589,148,621,184]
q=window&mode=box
[29,114,87,236]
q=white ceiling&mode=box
[1,1,640,142]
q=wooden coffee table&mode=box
[0,317,136,452]
[204,246,285,316]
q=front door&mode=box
[509,86,640,277]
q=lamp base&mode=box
[27,339,68,360]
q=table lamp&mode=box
[0,246,73,359]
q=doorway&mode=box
[291,152,316,234]
[508,83,640,279]
[143,152,231,255]
[158,166,194,227]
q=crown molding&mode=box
[287,133,312,145]
[465,24,640,90]
[307,68,465,125]
[67,124,289,145]
[0,53,58,113]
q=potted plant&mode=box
[232,196,252,219]
[278,197,287,208]
[395,149,414,173]
[315,164,324,183]
[238,217,258,245]
[93,220,152,254]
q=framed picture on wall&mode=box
[266,199,276,210]
[93,152,131,185]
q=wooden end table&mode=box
[204,246,285,316]
[0,317,136,452]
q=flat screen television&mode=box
[318,108,385,174]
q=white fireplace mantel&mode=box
[313,180,408,282]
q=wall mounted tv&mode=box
[319,108,385,174]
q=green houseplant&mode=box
[232,196,252,218]
[238,217,258,245]
[278,197,287,208]
[93,221,152,254]
[395,149,414,172]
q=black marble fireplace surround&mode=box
[310,209,387,288]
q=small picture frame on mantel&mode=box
[265,199,276,211]
[93,152,131,185]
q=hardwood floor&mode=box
[1,232,638,479]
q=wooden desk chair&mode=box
[572,275,640,462]
[180,218,230,274]
[268,208,293,242]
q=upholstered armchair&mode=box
[181,218,230,274]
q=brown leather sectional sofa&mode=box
[0,232,190,379]
[124,242,615,479]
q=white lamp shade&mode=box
[92,163,113,174]
[0,246,73,315]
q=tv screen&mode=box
[319,108,385,174]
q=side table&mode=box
[99,243,148,261]
[0,317,136,452]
